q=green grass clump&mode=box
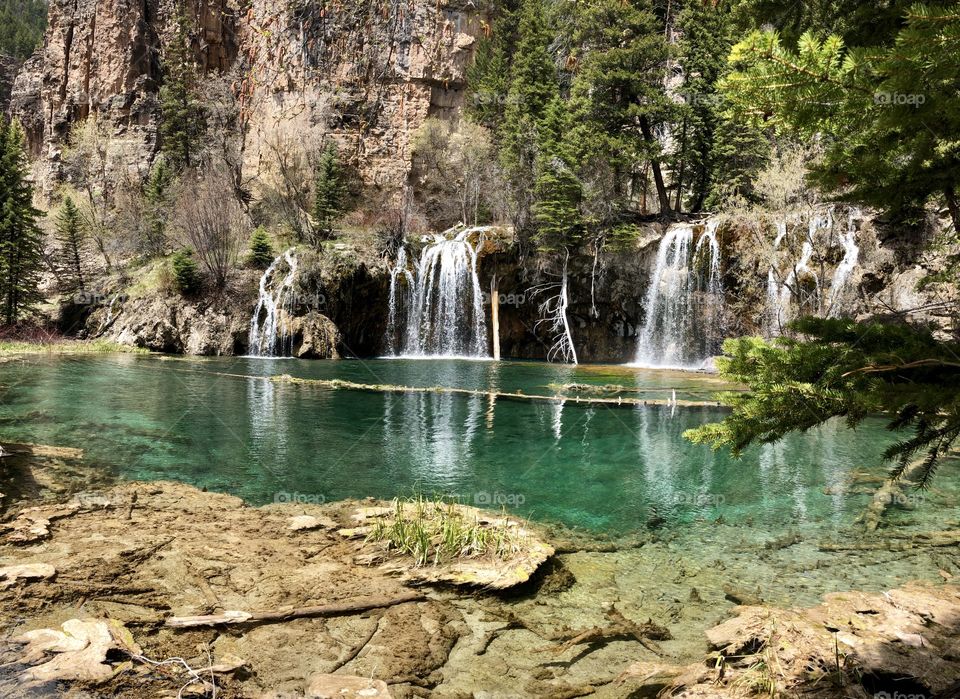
[366,493,526,567]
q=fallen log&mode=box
[164,591,426,628]
[276,375,727,410]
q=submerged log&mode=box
[274,375,727,410]
[164,591,426,628]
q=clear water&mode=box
[2,355,957,539]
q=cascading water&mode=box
[386,226,489,358]
[766,221,788,335]
[632,220,725,369]
[769,210,833,332]
[248,248,298,357]
[826,209,861,316]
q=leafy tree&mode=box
[685,317,960,487]
[0,0,47,61]
[159,12,204,170]
[312,143,345,241]
[533,97,583,252]
[171,247,200,295]
[54,196,87,294]
[0,117,44,325]
[247,227,275,268]
[568,0,674,216]
[720,5,960,232]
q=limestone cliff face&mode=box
[11,0,483,195]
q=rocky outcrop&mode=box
[11,0,485,196]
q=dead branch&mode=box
[164,591,425,628]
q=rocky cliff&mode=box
[10,0,484,196]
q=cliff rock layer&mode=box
[11,0,483,195]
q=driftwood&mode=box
[544,607,671,658]
[164,591,426,628]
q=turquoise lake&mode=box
[1,354,956,537]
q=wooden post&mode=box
[490,275,501,361]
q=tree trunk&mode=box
[639,116,671,217]
[490,275,501,361]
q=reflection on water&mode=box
[1,355,957,537]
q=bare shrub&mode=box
[174,166,249,288]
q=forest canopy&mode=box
[0,0,47,61]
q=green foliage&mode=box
[0,117,44,325]
[533,97,583,252]
[159,13,205,171]
[170,247,201,295]
[54,196,87,294]
[247,227,275,268]
[720,5,960,231]
[568,0,673,213]
[0,0,46,61]
[685,317,960,487]
[311,143,345,242]
[143,156,174,256]
[465,3,519,130]
[365,493,525,567]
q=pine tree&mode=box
[720,5,960,232]
[54,196,87,295]
[568,0,674,216]
[247,227,274,268]
[533,97,583,252]
[312,144,345,242]
[499,0,557,170]
[159,12,204,171]
[171,247,200,295]
[0,117,44,325]
[465,2,519,131]
[143,156,174,255]
[686,317,960,488]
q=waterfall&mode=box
[248,248,298,357]
[633,220,725,369]
[768,209,833,332]
[826,209,860,316]
[386,246,414,356]
[766,221,788,335]
[387,226,489,358]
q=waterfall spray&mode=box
[633,220,725,369]
[248,248,298,357]
[387,226,490,358]
[826,209,861,316]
